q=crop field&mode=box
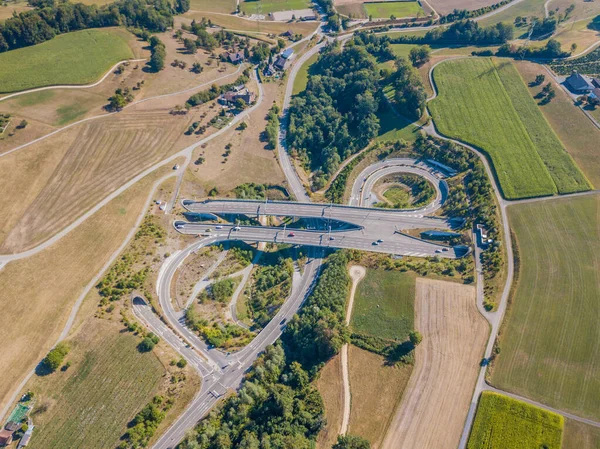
[241,0,311,14]
[563,419,600,449]
[189,0,236,12]
[381,278,488,449]
[429,58,590,199]
[0,164,177,418]
[26,320,164,449]
[514,60,600,187]
[477,0,545,29]
[0,111,187,253]
[348,345,413,447]
[350,269,415,341]
[467,392,563,449]
[491,195,600,420]
[0,28,135,93]
[0,0,32,21]
[364,1,423,18]
[428,0,502,15]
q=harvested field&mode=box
[0,164,178,418]
[467,391,563,449]
[336,2,367,18]
[0,0,32,21]
[25,319,164,449]
[429,57,591,199]
[188,82,286,194]
[0,28,137,93]
[514,60,600,187]
[491,195,600,420]
[380,278,488,449]
[563,419,600,449]
[315,354,344,449]
[348,345,412,448]
[478,0,545,29]
[0,111,189,253]
[183,11,319,36]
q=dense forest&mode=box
[0,0,189,52]
[390,19,513,45]
[179,251,359,449]
[287,37,426,189]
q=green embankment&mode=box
[429,57,590,199]
[351,269,415,341]
[467,391,563,449]
[491,195,600,420]
[364,1,423,18]
[0,28,134,93]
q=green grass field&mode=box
[0,28,134,93]
[383,186,410,205]
[429,58,590,199]
[28,320,163,449]
[364,1,423,18]
[351,269,415,341]
[491,194,600,420]
[241,0,311,14]
[467,392,563,449]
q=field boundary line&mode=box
[0,169,179,424]
[0,59,147,101]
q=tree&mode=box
[409,331,423,347]
[570,42,577,54]
[17,119,28,129]
[183,37,197,54]
[534,74,545,85]
[191,62,202,73]
[42,342,69,372]
[333,434,371,449]
[108,93,127,110]
[149,37,166,72]
[390,14,396,20]
[408,45,431,67]
[139,333,160,352]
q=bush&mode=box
[138,333,160,352]
[176,358,187,368]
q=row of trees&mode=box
[0,0,188,53]
[389,20,513,46]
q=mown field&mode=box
[429,57,590,199]
[563,419,600,449]
[350,269,415,341]
[492,195,600,420]
[27,320,164,449]
[364,1,423,18]
[467,392,564,449]
[292,53,320,95]
[183,11,319,35]
[0,28,135,93]
[241,0,311,14]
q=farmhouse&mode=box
[226,51,245,64]
[218,87,256,106]
[0,429,13,447]
[565,71,594,94]
[274,48,295,71]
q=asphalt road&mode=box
[175,222,458,258]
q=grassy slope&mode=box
[494,60,591,194]
[27,320,163,449]
[241,0,311,14]
[184,11,318,35]
[189,0,236,13]
[351,269,415,341]
[364,1,423,18]
[0,28,134,93]
[467,392,563,449]
[430,58,558,199]
[292,52,319,95]
[492,195,600,420]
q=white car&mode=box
[233,226,241,231]
[216,225,223,230]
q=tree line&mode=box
[0,0,189,53]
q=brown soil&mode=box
[315,354,344,449]
[380,278,488,449]
[173,246,222,310]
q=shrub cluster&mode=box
[41,342,70,372]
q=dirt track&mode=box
[380,278,488,449]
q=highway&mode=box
[144,241,323,449]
